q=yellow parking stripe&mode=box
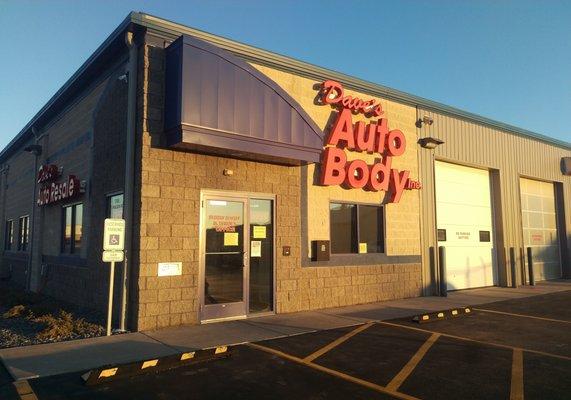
[303,322,374,362]
[386,333,440,391]
[379,321,571,362]
[510,349,524,400]
[248,342,420,400]
[474,308,571,324]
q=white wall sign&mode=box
[158,262,183,277]
[103,218,126,251]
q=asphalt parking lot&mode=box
[1,289,569,400]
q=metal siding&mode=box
[418,109,571,294]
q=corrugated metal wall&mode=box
[417,108,571,294]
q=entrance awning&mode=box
[164,35,324,165]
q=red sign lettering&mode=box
[37,164,60,183]
[321,80,383,117]
[318,81,421,203]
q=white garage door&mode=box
[435,161,496,290]
[520,178,561,280]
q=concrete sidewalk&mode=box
[1,281,569,381]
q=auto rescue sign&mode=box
[318,80,421,203]
[36,164,83,206]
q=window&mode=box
[17,216,29,251]
[62,203,83,254]
[330,203,384,254]
[4,220,14,251]
[107,193,124,219]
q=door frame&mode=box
[198,189,276,323]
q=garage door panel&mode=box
[436,205,492,227]
[445,247,495,290]
[436,182,491,207]
[519,178,561,281]
[435,161,496,290]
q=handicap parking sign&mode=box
[103,219,125,251]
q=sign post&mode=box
[103,218,126,336]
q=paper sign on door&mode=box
[251,240,262,257]
[224,232,239,246]
[253,226,266,239]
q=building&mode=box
[1,12,569,331]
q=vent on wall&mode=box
[561,157,571,176]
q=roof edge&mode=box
[1,10,569,164]
[0,12,136,163]
[132,12,571,151]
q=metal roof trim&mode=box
[1,10,568,165]
[132,12,570,150]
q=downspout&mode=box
[120,30,138,331]
[26,127,44,291]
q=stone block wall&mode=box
[132,40,422,330]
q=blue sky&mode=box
[0,0,570,149]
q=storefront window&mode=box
[17,216,29,252]
[330,203,384,254]
[330,203,356,254]
[358,205,384,253]
[4,220,13,251]
[62,203,83,254]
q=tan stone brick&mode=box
[159,236,183,250]
[139,289,158,304]
[138,316,157,331]
[170,300,194,314]
[148,171,173,186]
[141,211,160,224]
[158,288,181,302]
[147,224,171,237]
[161,160,185,174]
[161,186,185,199]
[139,237,159,250]
[142,184,160,198]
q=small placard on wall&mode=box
[158,262,182,277]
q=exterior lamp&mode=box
[24,144,42,156]
[418,137,444,150]
[415,116,434,128]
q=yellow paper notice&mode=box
[224,232,239,246]
[358,243,367,254]
[253,226,266,239]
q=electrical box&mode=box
[312,240,330,262]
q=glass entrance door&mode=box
[200,192,275,322]
[201,197,248,321]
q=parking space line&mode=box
[510,349,524,400]
[248,342,420,400]
[386,333,440,391]
[474,308,570,324]
[303,322,374,363]
[379,321,571,362]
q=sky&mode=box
[0,0,570,149]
